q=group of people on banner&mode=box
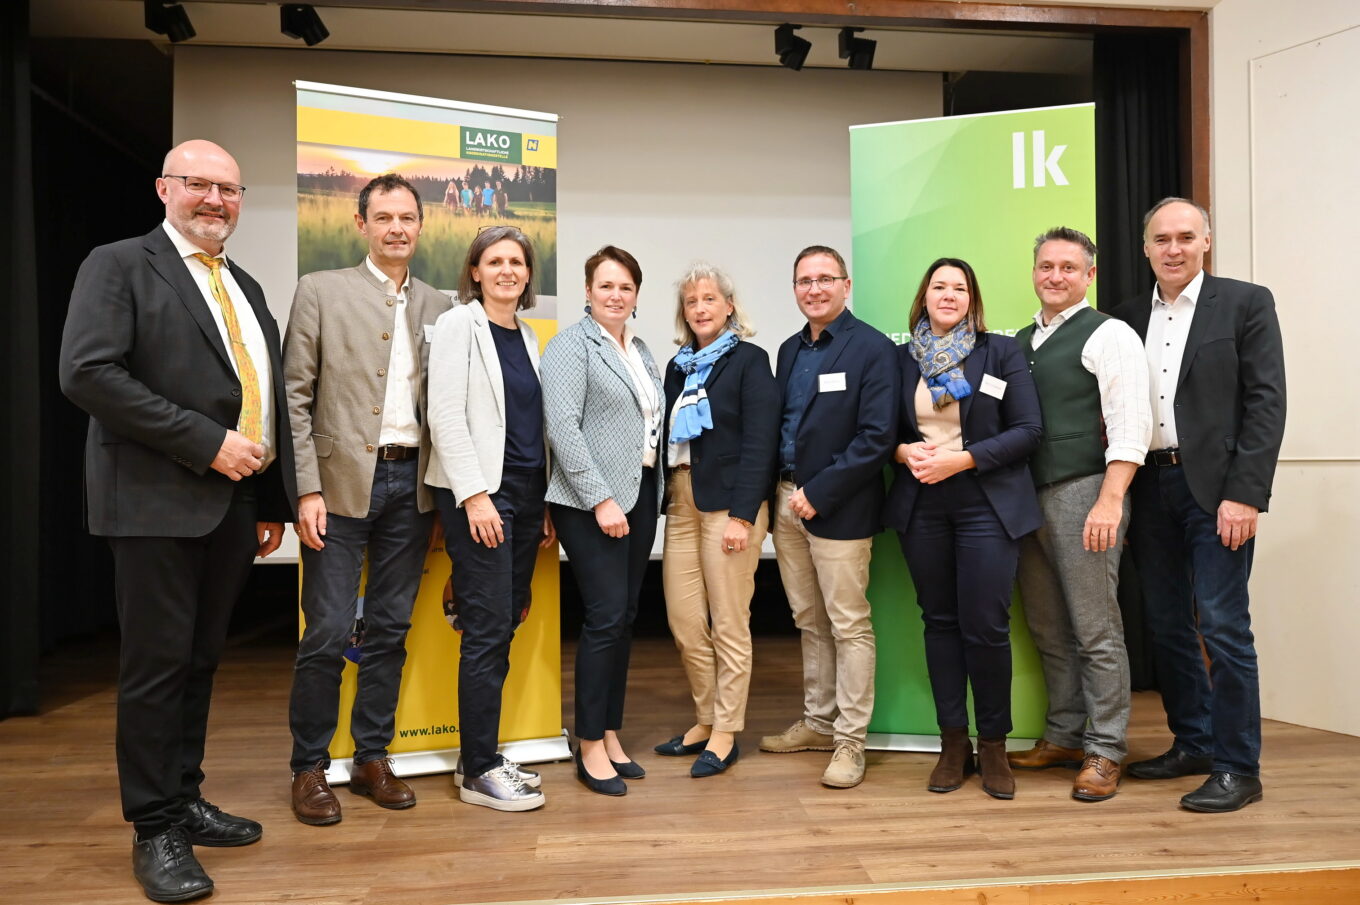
[59,138,1285,904]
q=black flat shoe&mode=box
[575,749,627,796]
[132,826,213,903]
[175,797,262,847]
[1127,747,1214,780]
[654,734,707,756]
[691,741,740,778]
[1180,771,1263,812]
[611,759,646,779]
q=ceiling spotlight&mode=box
[838,27,876,71]
[775,24,811,72]
[144,1,195,44]
[281,4,331,46]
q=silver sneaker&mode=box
[459,762,546,812]
[454,756,541,789]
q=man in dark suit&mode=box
[59,140,296,902]
[1114,198,1286,813]
[758,245,898,789]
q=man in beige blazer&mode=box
[283,174,451,825]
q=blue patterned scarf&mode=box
[909,316,975,409]
[669,329,740,444]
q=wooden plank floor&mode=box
[4,628,1360,905]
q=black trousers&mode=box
[435,467,546,779]
[107,477,260,836]
[552,468,657,741]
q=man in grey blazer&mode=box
[284,174,451,825]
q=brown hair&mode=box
[358,173,422,222]
[458,226,537,311]
[792,244,847,279]
[907,257,987,333]
[585,245,642,288]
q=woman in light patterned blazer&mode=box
[541,245,664,797]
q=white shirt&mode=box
[597,320,661,468]
[667,391,693,467]
[366,256,421,448]
[1028,299,1152,466]
[1145,269,1205,449]
[162,221,276,469]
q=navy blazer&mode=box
[884,332,1042,540]
[663,341,779,523]
[775,310,899,540]
[1111,273,1286,513]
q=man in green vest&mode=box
[1007,227,1151,803]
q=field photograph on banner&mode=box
[294,81,566,780]
[849,103,1096,745]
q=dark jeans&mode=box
[897,471,1018,738]
[1129,463,1261,776]
[552,468,658,741]
[109,476,260,836]
[434,467,546,779]
[289,458,433,772]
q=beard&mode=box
[171,204,237,246]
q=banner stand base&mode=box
[325,730,573,785]
[866,733,1037,754]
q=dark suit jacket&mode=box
[884,332,1043,540]
[1111,273,1286,513]
[663,341,779,524]
[775,310,899,540]
[59,225,297,537]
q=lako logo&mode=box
[1012,130,1069,189]
[467,130,512,150]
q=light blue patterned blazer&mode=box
[541,315,665,514]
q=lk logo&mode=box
[1012,130,1069,189]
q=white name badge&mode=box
[423,324,435,343]
[819,371,847,393]
[979,374,1008,399]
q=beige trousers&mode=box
[661,471,768,732]
[771,480,876,743]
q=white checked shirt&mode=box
[1145,269,1205,449]
[1028,299,1152,465]
[366,256,421,448]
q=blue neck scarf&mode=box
[909,316,975,409]
[669,329,740,444]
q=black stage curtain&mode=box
[2,4,41,718]
[1094,32,1183,691]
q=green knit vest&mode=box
[1016,305,1109,486]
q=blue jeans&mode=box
[1129,464,1260,776]
[289,458,433,772]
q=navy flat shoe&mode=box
[611,759,646,779]
[654,735,707,757]
[691,742,740,778]
[575,749,627,796]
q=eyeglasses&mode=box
[793,275,847,291]
[163,175,246,201]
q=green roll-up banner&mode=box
[850,103,1096,743]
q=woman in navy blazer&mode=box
[884,257,1042,800]
[654,263,778,777]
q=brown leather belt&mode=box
[674,463,692,471]
[1147,448,1183,467]
[377,445,418,461]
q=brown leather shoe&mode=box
[927,727,975,793]
[350,757,416,809]
[977,737,1015,800]
[1007,738,1084,770]
[1073,754,1121,801]
[291,763,341,826]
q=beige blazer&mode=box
[425,300,544,505]
[284,263,452,518]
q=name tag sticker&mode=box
[423,324,435,343]
[980,374,1007,399]
[819,372,847,393]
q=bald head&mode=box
[157,140,243,254]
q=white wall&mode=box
[1209,0,1360,735]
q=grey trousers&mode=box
[1017,472,1131,762]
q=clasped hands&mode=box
[895,442,973,485]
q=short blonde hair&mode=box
[672,262,757,347]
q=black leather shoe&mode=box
[175,797,262,847]
[654,734,707,757]
[611,759,646,779]
[132,826,213,902]
[575,749,626,796]
[1127,747,1214,780]
[1180,771,1263,812]
[691,741,740,778]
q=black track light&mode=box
[144,1,195,44]
[838,27,876,71]
[282,4,331,47]
[775,24,811,72]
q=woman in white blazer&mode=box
[541,245,664,797]
[426,226,554,813]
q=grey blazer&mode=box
[541,315,664,513]
[284,263,452,518]
[425,300,544,504]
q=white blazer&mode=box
[425,300,543,505]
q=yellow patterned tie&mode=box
[192,253,263,444]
